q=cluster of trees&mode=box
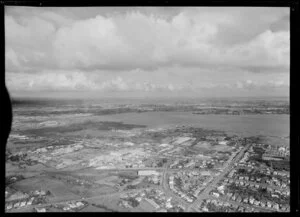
[253,147,265,155]
[5,175,25,185]
[237,168,272,179]
[92,203,116,212]
[7,152,27,162]
[248,154,265,164]
[167,206,184,212]
[227,183,289,205]
[33,196,47,205]
[156,158,168,167]
[266,160,289,171]
[206,202,236,212]
[227,183,264,200]
[127,198,139,207]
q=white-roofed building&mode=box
[138,170,159,176]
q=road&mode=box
[160,161,190,207]
[161,171,190,207]
[55,166,214,173]
[186,143,251,212]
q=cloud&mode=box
[234,79,289,90]
[6,48,21,68]
[6,69,289,96]
[270,15,289,32]
[6,71,190,93]
[5,7,290,73]
[5,7,290,97]
[6,71,98,91]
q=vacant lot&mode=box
[12,175,81,202]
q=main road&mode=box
[186,143,251,212]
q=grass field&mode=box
[12,176,82,202]
[79,204,108,212]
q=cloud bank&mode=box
[5,7,289,97]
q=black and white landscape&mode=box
[5,7,289,213]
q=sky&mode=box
[5,7,290,99]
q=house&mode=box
[69,203,76,208]
[76,201,84,207]
[26,197,34,205]
[273,204,279,210]
[275,189,281,194]
[212,192,220,198]
[217,185,225,194]
[140,192,146,197]
[219,140,229,145]
[138,170,159,176]
[33,190,46,196]
[254,201,260,206]
[6,203,13,210]
[202,206,209,212]
[237,206,244,212]
[186,197,193,203]
[20,201,26,207]
[121,200,131,208]
[224,202,230,207]
[136,197,142,202]
[14,202,20,208]
[35,207,46,212]
[8,192,29,201]
[267,201,272,208]
[165,201,172,209]
[249,198,254,204]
